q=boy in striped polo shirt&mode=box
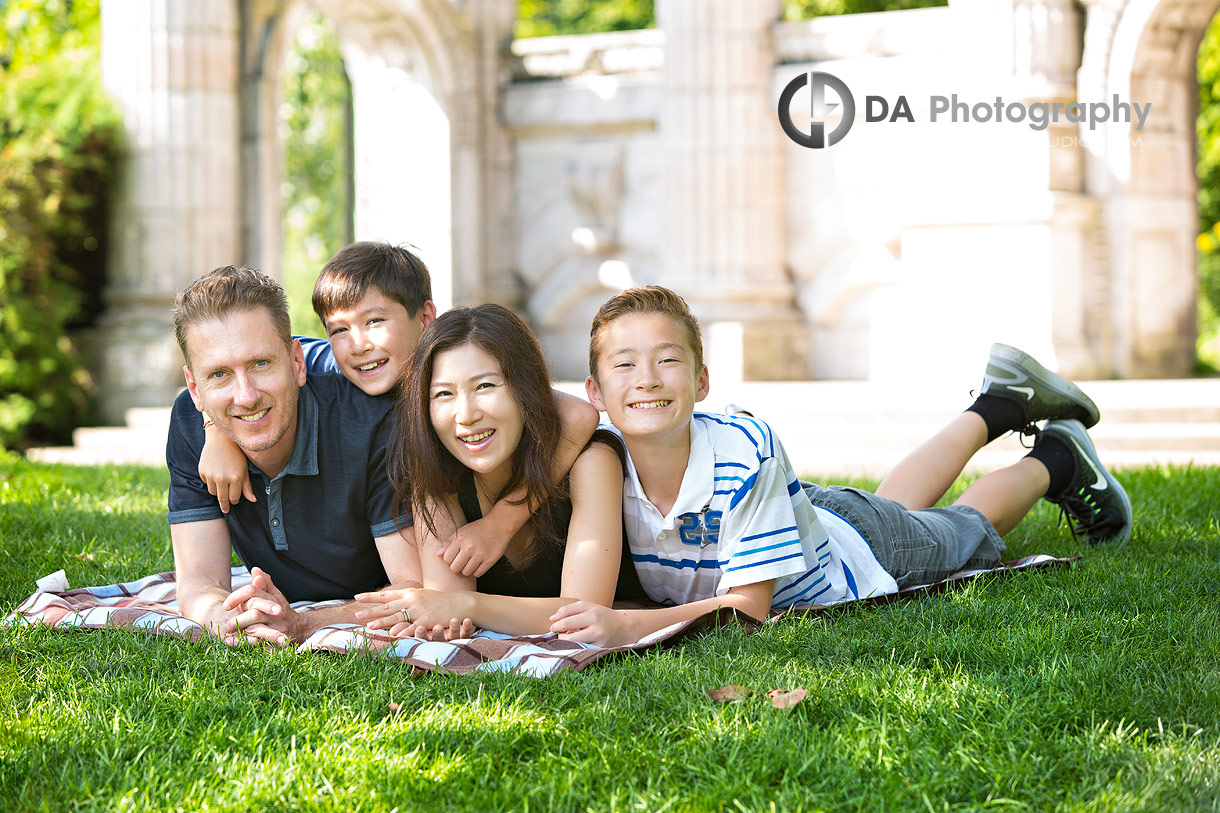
[549,286,1131,647]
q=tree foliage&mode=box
[0,0,120,448]
[514,0,947,37]
[516,0,654,38]
[1197,18,1220,368]
[782,0,945,18]
[279,13,352,341]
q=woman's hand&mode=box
[390,618,479,641]
[355,586,477,636]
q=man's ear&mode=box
[290,338,307,386]
[585,375,606,412]
[419,301,437,330]
[694,365,710,403]
[183,365,205,413]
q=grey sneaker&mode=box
[1039,419,1132,544]
[980,343,1100,429]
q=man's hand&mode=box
[549,601,639,648]
[437,515,512,578]
[198,424,256,514]
[221,566,301,645]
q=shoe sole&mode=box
[1043,418,1132,544]
[987,343,1100,428]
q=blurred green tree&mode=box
[516,0,654,38]
[782,0,945,17]
[0,0,120,448]
[279,13,352,341]
[1197,17,1220,371]
[514,0,946,38]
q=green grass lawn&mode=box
[2,451,1218,811]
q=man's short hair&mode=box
[173,265,291,369]
[588,285,704,382]
[312,242,433,322]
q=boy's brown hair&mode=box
[588,285,704,381]
[174,265,291,369]
[312,242,433,322]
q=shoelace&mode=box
[1053,487,1121,544]
[1018,422,1041,449]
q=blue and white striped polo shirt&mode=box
[615,413,896,610]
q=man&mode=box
[166,265,420,646]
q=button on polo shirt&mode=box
[167,374,407,602]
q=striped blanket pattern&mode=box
[4,555,1074,677]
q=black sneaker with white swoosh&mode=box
[980,343,1100,430]
[1039,418,1132,544]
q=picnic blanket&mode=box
[4,554,1076,677]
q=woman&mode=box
[356,304,638,637]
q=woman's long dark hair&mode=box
[389,305,565,565]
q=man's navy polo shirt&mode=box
[296,335,338,374]
[166,374,405,602]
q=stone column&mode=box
[469,0,520,309]
[239,0,296,284]
[1010,0,1109,377]
[97,0,243,422]
[658,0,806,381]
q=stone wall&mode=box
[95,0,1206,419]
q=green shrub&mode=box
[0,0,119,449]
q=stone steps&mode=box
[25,379,1220,478]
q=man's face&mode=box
[322,287,436,396]
[183,309,307,470]
[585,312,709,444]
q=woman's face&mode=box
[428,342,525,490]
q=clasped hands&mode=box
[216,565,304,646]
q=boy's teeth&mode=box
[235,409,269,422]
[632,400,671,409]
[462,430,494,443]
[357,360,385,372]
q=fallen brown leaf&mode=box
[765,687,809,710]
[707,684,753,703]
[387,701,402,714]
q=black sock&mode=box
[965,394,1027,443]
[1026,434,1076,498]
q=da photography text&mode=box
[779,71,1152,149]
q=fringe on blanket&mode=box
[3,555,1077,678]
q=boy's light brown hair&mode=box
[173,265,291,369]
[588,285,704,381]
[312,241,433,322]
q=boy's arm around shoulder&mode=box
[198,424,255,514]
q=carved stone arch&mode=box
[245,0,514,311]
[1079,0,1219,375]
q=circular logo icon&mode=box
[778,72,855,148]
